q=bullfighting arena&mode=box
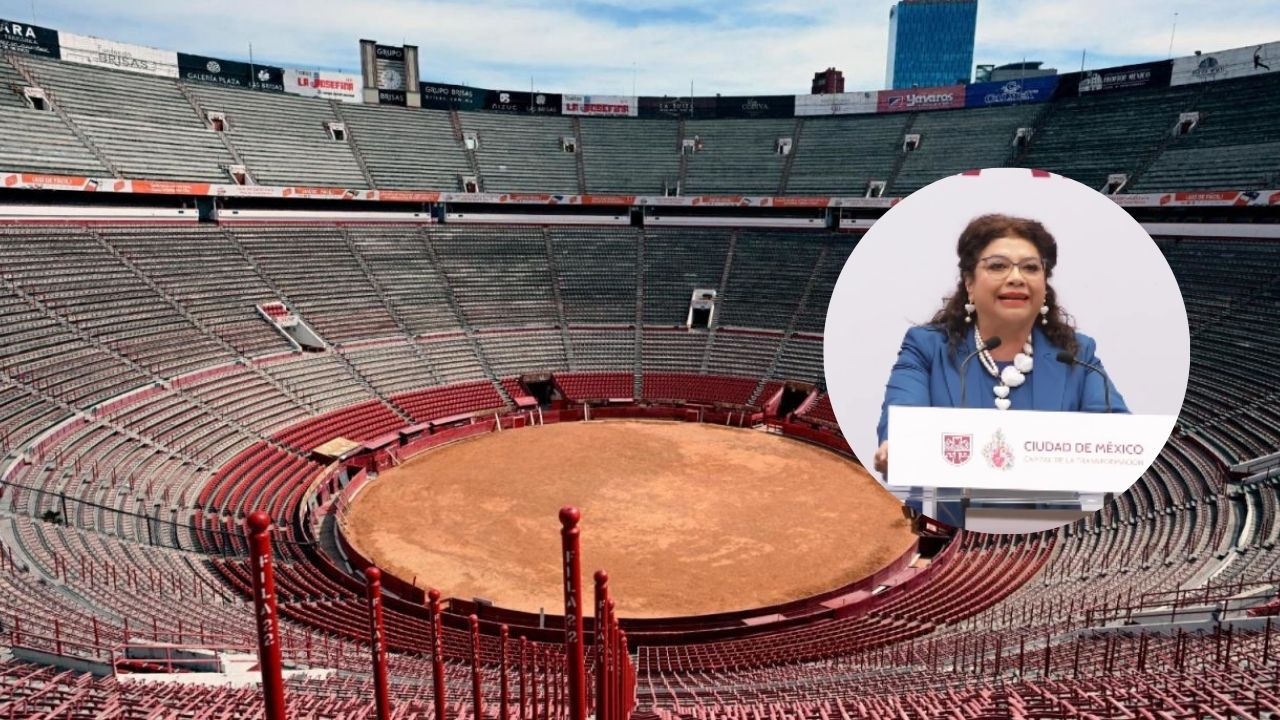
[342,420,915,618]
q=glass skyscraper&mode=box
[885,0,978,89]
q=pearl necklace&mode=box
[975,325,1033,411]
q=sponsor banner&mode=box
[130,179,214,195]
[714,95,794,119]
[4,171,1279,209]
[58,31,178,77]
[378,89,407,106]
[1056,60,1171,97]
[964,75,1058,108]
[0,17,59,57]
[374,44,406,91]
[481,89,562,115]
[638,95,717,119]
[1171,42,1280,86]
[281,186,360,198]
[178,52,284,92]
[635,95,794,119]
[793,91,878,116]
[877,85,964,113]
[419,81,486,111]
[283,68,361,103]
[562,94,638,117]
[2,172,99,191]
[768,197,832,208]
[376,190,442,203]
[582,194,639,205]
[373,44,405,62]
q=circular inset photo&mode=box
[824,168,1189,534]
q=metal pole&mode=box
[501,625,511,720]
[428,589,447,720]
[245,512,287,720]
[521,636,529,720]
[594,570,609,719]
[364,567,391,720]
[470,614,483,720]
[542,647,550,720]
[559,507,587,720]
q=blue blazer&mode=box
[876,325,1129,444]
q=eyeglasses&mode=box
[978,255,1047,279]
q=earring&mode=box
[1040,303,1050,325]
[964,299,975,323]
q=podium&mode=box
[887,406,1177,531]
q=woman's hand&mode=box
[874,441,889,476]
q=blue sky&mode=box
[5,0,1279,95]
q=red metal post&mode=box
[427,589,447,720]
[619,630,631,719]
[559,507,588,720]
[501,625,511,720]
[520,636,529,720]
[593,570,609,720]
[470,614,483,720]
[541,647,550,720]
[245,511,287,720]
[531,642,539,720]
[608,600,618,720]
[364,567,391,720]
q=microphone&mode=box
[1056,350,1113,413]
[959,336,1001,407]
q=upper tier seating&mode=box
[579,117,680,194]
[891,104,1041,194]
[1019,83,1202,191]
[684,118,793,194]
[338,103,471,189]
[785,113,910,195]
[1132,72,1280,191]
[20,56,234,181]
[4,52,1280,196]
[459,112,579,193]
[186,84,367,186]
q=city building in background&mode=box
[885,0,978,89]
[811,67,846,94]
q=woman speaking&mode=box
[874,214,1128,476]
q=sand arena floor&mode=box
[342,420,916,618]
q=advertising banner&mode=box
[374,43,406,91]
[477,89,562,115]
[877,85,965,113]
[562,94,638,117]
[283,68,361,103]
[4,170,1278,209]
[638,95,716,119]
[419,81,486,111]
[0,18,59,57]
[794,91,878,116]
[1056,60,1171,97]
[377,89,407,106]
[178,52,284,92]
[58,31,178,77]
[964,75,1058,108]
[713,95,795,119]
[1171,42,1280,85]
